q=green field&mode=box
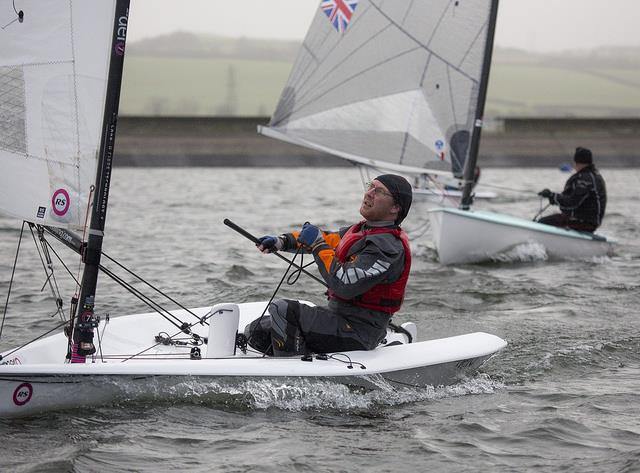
[486,65,640,117]
[120,56,292,117]
[120,55,640,118]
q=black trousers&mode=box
[244,299,386,357]
[537,213,597,233]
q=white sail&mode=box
[0,1,117,231]
[261,0,494,176]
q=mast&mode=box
[459,0,499,210]
[71,0,130,361]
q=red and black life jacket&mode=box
[328,222,411,314]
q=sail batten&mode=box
[264,0,495,176]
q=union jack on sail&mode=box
[321,0,358,33]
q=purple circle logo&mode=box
[51,188,70,216]
[13,382,33,406]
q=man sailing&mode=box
[247,174,413,356]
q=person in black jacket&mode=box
[537,147,607,232]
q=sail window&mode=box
[0,66,26,154]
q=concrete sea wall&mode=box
[114,116,640,168]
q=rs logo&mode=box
[13,383,33,406]
[51,188,70,216]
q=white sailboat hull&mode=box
[0,302,506,417]
[429,208,614,265]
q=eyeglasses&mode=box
[365,181,394,199]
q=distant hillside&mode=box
[493,46,640,70]
[128,32,300,62]
[129,32,640,70]
[121,33,640,118]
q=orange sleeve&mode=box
[315,232,340,272]
[323,233,341,249]
[290,230,340,272]
[315,247,335,272]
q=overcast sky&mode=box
[127,0,640,53]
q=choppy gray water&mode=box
[1,167,639,472]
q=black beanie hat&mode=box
[574,147,593,164]
[374,174,413,225]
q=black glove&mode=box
[538,188,552,198]
[256,235,284,253]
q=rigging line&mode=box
[1,16,17,29]
[107,338,264,358]
[224,219,327,287]
[360,163,455,206]
[532,202,550,222]
[29,229,64,310]
[100,351,194,358]
[406,219,430,241]
[120,314,209,362]
[98,266,183,325]
[100,251,202,323]
[95,315,106,363]
[328,353,366,370]
[425,174,461,207]
[42,239,80,286]
[1,0,21,30]
[98,265,188,330]
[98,355,194,360]
[125,252,308,361]
[285,250,306,286]
[472,181,534,194]
[248,247,304,355]
[0,221,26,342]
[34,225,66,320]
[28,224,65,320]
[0,319,68,361]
